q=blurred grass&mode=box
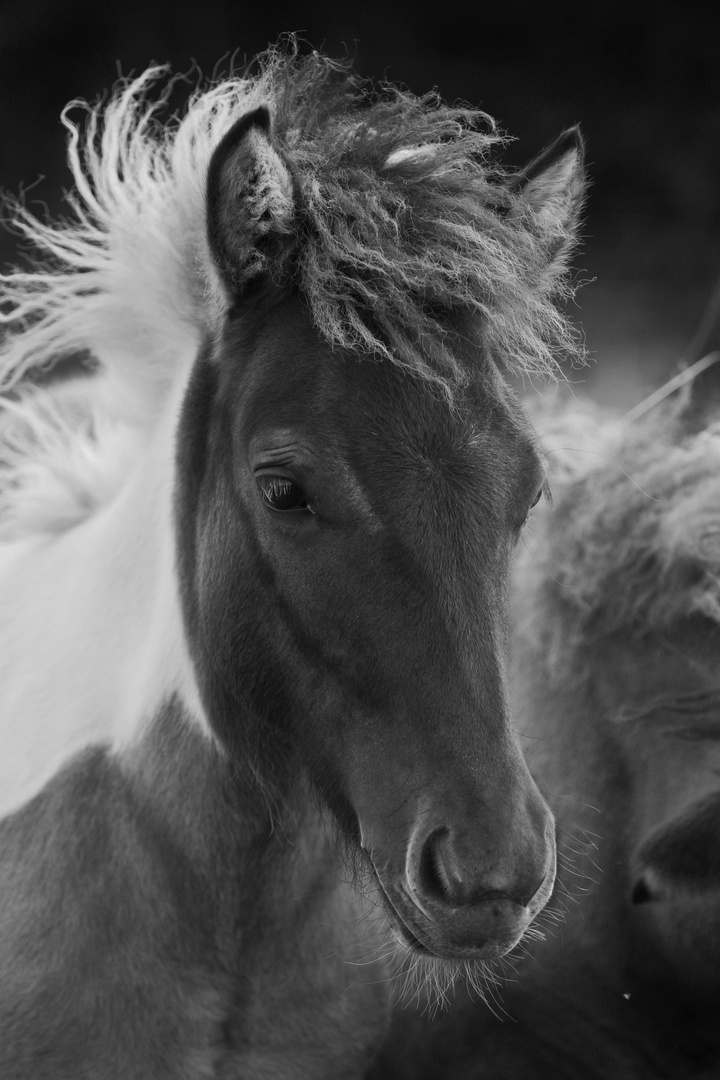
[572,279,714,409]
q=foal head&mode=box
[173,53,585,968]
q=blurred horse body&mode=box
[0,51,584,1077]
[372,374,720,1078]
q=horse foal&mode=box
[0,49,585,1077]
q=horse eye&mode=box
[517,486,544,536]
[257,475,312,513]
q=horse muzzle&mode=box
[368,816,557,962]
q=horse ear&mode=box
[206,106,296,298]
[512,126,586,261]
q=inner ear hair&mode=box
[206,106,295,298]
[513,126,585,219]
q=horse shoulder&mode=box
[0,742,229,1077]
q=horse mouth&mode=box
[372,872,443,957]
[371,866,529,962]
[388,919,436,957]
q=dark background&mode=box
[2,0,719,406]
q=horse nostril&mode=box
[418,828,464,905]
[631,877,653,905]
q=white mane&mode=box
[0,68,271,539]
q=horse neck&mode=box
[0,377,207,816]
[122,694,332,908]
[102,385,207,744]
[122,696,392,1065]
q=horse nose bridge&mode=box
[392,634,511,738]
[431,581,511,681]
[366,520,509,683]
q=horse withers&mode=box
[0,51,584,1077]
[372,366,720,1078]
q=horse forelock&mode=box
[517,398,720,661]
[276,60,582,394]
[0,47,582,536]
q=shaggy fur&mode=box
[0,47,582,539]
[519,394,720,667]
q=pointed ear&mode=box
[206,106,296,298]
[512,127,586,258]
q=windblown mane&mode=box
[0,48,581,537]
[518,395,720,670]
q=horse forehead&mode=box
[230,293,541,480]
[399,389,545,492]
[259,370,538,490]
[385,414,541,485]
[335,389,543,532]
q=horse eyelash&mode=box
[263,476,294,496]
